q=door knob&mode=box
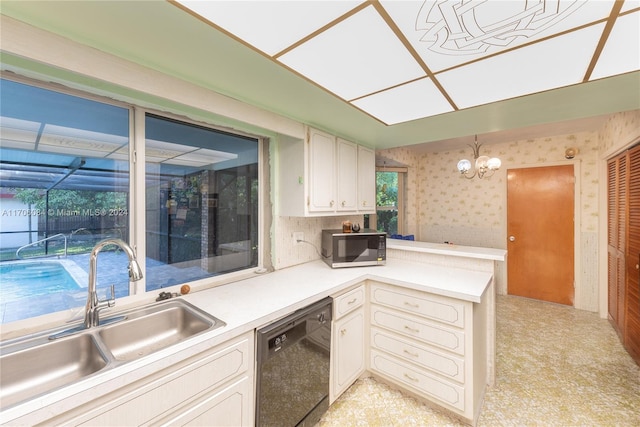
[509,236,516,242]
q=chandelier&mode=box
[456,135,501,179]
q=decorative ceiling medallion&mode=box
[416,0,586,55]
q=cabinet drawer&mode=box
[371,306,465,356]
[370,349,465,412]
[370,282,465,328]
[334,285,365,319]
[371,327,465,383]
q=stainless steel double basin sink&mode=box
[0,299,225,410]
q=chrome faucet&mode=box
[84,238,143,328]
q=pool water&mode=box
[0,261,82,302]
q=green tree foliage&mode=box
[12,188,127,211]
[376,172,398,235]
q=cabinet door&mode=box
[331,309,365,402]
[357,146,376,213]
[308,128,336,212]
[156,376,252,427]
[336,138,358,212]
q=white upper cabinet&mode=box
[357,145,375,213]
[336,138,358,212]
[308,128,337,212]
[278,127,376,217]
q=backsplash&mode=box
[273,215,364,270]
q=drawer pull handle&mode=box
[403,373,419,382]
[403,349,419,358]
[404,301,419,309]
[347,298,357,305]
[404,325,420,333]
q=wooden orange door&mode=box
[507,165,575,305]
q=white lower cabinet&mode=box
[330,285,366,402]
[368,281,488,425]
[44,331,254,427]
[155,376,252,426]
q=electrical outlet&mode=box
[293,232,304,246]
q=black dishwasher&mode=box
[255,297,332,427]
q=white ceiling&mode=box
[176,0,639,125]
[1,0,639,151]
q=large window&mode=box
[143,114,259,290]
[0,78,260,324]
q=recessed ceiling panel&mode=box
[381,0,615,72]
[438,23,605,110]
[591,11,640,80]
[0,117,40,150]
[278,5,426,100]
[352,78,453,125]
[176,0,363,56]
[39,125,128,157]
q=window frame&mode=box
[0,74,266,329]
[370,166,406,235]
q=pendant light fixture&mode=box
[456,135,501,179]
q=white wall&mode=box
[0,196,38,248]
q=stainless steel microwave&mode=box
[321,229,386,268]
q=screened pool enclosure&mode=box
[0,78,260,323]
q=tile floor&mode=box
[317,295,640,426]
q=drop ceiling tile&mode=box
[381,0,615,72]
[621,0,640,13]
[176,0,363,56]
[352,78,453,125]
[437,23,606,110]
[278,5,425,100]
[0,117,40,149]
[40,124,128,157]
[590,11,640,80]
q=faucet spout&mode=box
[84,238,143,328]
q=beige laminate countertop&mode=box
[1,258,493,425]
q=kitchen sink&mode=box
[99,300,218,361]
[0,299,225,410]
[0,334,108,410]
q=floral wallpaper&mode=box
[598,109,640,157]
[378,131,600,242]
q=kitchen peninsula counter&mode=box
[1,258,495,425]
[387,239,507,261]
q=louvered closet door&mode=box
[608,156,626,332]
[625,145,640,362]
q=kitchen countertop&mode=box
[387,239,507,261]
[1,258,493,424]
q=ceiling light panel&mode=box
[352,78,454,125]
[278,5,426,100]
[621,0,640,13]
[590,11,640,80]
[0,117,40,150]
[40,125,128,157]
[437,23,606,109]
[380,0,615,73]
[176,0,363,56]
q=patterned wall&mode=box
[598,110,640,157]
[378,132,600,239]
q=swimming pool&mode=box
[1,260,86,299]
[0,260,88,323]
